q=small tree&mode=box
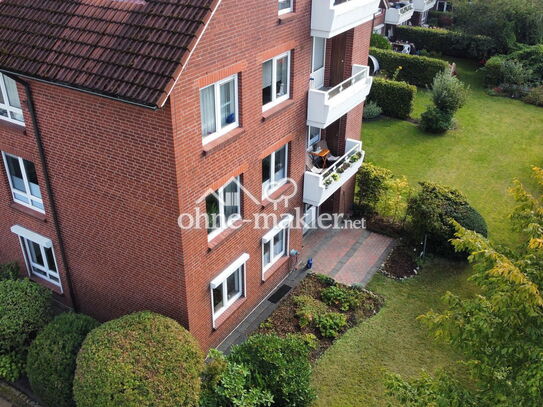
[430,71,469,114]
[370,33,392,50]
[355,163,393,216]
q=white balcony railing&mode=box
[385,2,415,24]
[307,64,372,129]
[303,139,365,206]
[311,0,381,38]
[413,0,437,12]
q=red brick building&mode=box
[0,0,376,350]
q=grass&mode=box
[312,59,543,406]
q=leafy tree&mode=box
[387,167,543,406]
[430,71,469,114]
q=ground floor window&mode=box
[262,215,293,273]
[210,253,248,324]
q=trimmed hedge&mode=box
[368,77,416,119]
[394,26,497,59]
[73,311,204,407]
[26,313,100,407]
[370,47,449,87]
[370,33,391,50]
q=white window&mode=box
[262,52,290,111]
[206,176,241,240]
[11,225,61,288]
[307,127,321,149]
[436,1,451,12]
[200,74,239,143]
[210,253,248,324]
[262,215,292,273]
[0,73,24,125]
[278,0,292,14]
[2,152,44,212]
[262,144,288,198]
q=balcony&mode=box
[311,0,381,38]
[413,0,437,12]
[303,139,365,207]
[307,65,372,129]
[385,2,414,25]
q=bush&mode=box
[368,77,417,119]
[26,313,100,407]
[484,45,543,87]
[394,26,497,59]
[0,262,19,281]
[0,352,25,383]
[407,182,488,257]
[228,334,315,407]
[314,313,347,338]
[73,311,204,407]
[483,55,507,87]
[430,71,469,114]
[523,86,543,106]
[0,279,52,354]
[371,47,449,87]
[321,285,361,311]
[428,10,453,27]
[313,273,336,287]
[370,33,391,50]
[419,106,453,134]
[363,100,382,120]
[355,162,393,216]
[293,295,329,328]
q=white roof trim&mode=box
[10,225,52,248]
[262,214,294,243]
[210,253,249,289]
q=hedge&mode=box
[0,262,19,281]
[368,77,416,119]
[370,47,449,87]
[73,311,204,407]
[394,26,497,60]
[26,313,100,407]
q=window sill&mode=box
[278,12,297,24]
[203,127,245,156]
[261,183,294,209]
[262,255,289,282]
[29,275,63,295]
[213,296,246,330]
[10,202,47,222]
[261,99,294,122]
[0,119,26,136]
[208,219,244,251]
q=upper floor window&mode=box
[206,176,242,240]
[262,144,288,198]
[200,74,239,144]
[2,152,44,213]
[278,0,293,14]
[210,253,248,324]
[262,52,290,111]
[308,127,321,149]
[0,73,24,125]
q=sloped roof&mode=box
[0,0,217,108]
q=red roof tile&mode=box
[0,0,216,107]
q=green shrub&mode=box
[370,33,391,50]
[419,106,453,134]
[0,262,19,281]
[293,295,329,328]
[0,352,25,382]
[371,47,449,87]
[394,26,497,59]
[313,273,336,287]
[509,44,543,80]
[26,313,100,407]
[523,86,543,107]
[321,285,361,311]
[314,313,347,338]
[407,182,488,257]
[483,55,507,87]
[484,45,543,87]
[73,311,204,407]
[355,162,393,216]
[430,71,469,114]
[228,334,315,407]
[363,100,382,120]
[368,77,416,119]
[0,279,52,354]
[428,10,453,27]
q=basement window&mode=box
[0,73,24,125]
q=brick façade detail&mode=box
[0,0,374,351]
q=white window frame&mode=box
[210,253,249,326]
[278,0,293,15]
[11,225,62,289]
[307,126,321,150]
[206,176,242,241]
[262,51,291,111]
[200,74,239,144]
[0,73,24,126]
[2,152,44,213]
[262,144,288,199]
[261,215,293,275]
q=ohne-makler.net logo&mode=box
[176,176,366,231]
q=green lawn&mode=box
[311,59,543,406]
